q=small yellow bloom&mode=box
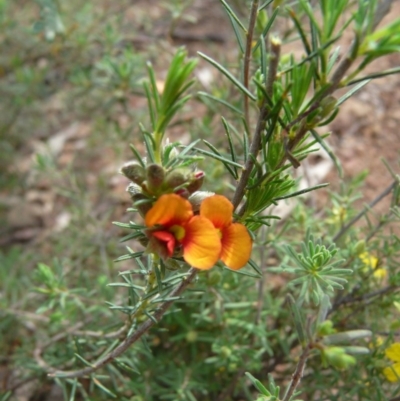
[359,252,387,281]
[383,343,400,382]
[359,252,379,269]
[373,268,387,280]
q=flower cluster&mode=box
[359,251,387,280]
[383,343,400,382]
[145,194,252,270]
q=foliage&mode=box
[1,0,400,400]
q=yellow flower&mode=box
[373,268,387,280]
[383,343,400,382]
[359,252,387,281]
[359,252,378,269]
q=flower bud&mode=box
[322,346,356,370]
[120,161,145,185]
[220,346,232,358]
[317,320,336,336]
[323,330,372,345]
[146,164,165,193]
[186,171,205,194]
[126,182,141,197]
[319,96,337,119]
[164,169,189,190]
[188,191,215,212]
[354,240,366,256]
[175,188,190,198]
[126,183,152,216]
[186,331,198,343]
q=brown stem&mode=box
[48,268,198,378]
[243,0,259,129]
[232,104,269,210]
[333,180,397,242]
[331,285,398,312]
[282,344,311,401]
[232,37,281,210]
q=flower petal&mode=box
[200,195,233,228]
[220,223,252,270]
[383,363,400,382]
[145,194,193,227]
[181,216,221,270]
[152,230,176,257]
[385,343,400,362]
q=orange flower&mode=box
[200,195,252,270]
[145,194,221,269]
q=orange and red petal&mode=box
[152,230,176,257]
[181,216,221,270]
[200,195,233,229]
[220,223,252,270]
[145,194,193,227]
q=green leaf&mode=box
[218,0,247,32]
[245,372,271,396]
[193,146,243,168]
[273,183,329,201]
[227,12,245,53]
[310,130,342,177]
[287,293,306,345]
[203,139,237,178]
[198,52,257,101]
[252,7,280,53]
[198,91,243,115]
[337,80,371,105]
[347,66,400,86]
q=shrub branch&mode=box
[48,268,198,379]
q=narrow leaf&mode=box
[198,52,257,100]
[219,0,247,32]
[287,294,306,345]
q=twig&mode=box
[243,0,259,129]
[365,209,396,243]
[48,268,198,378]
[34,322,86,370]
[282,344,311,401]
[6,375,38,393]
[334,286,399,324]
[333,285,398,309]
[333,180,397,242]
[232,104,269,210]
[376,331,400,337]
[232,38,281,210]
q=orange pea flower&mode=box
[200,195,252,270]
[145,194,221,269]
